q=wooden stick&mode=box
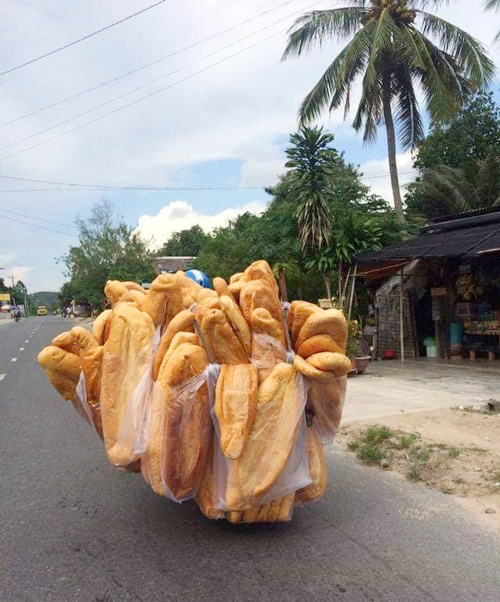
[400,266,405,364]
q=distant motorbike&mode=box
[14,314,20,322]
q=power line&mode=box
[0,169,416,191]
[0,0,301,129]
[0,0,168,77]
[0,207,77,228]
[0,1,321,155]
[0,30,288,164]
[0,213,77,236]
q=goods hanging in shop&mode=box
[38,261,350,523]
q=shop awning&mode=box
[358,208,500,267]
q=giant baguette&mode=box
[201,308,248,365]
[225,363,304,509]
[288,301,322,344]
[220,295,252,357]
[152,310,195,380]
[307,376,346,437]
[142,273,183,328]
[215,364,258,460]
[296,309,347,352]
[239,279,283,325]
[295,427,327,505]
[250,308,287,384]
[93,309,112,345]
[104,280,134,307]
[100,303,155,466]
[143,342,210,498]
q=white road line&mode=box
[11,357,17,362]
[0,374,6,381]
[19,347,24,351]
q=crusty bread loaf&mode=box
[142,273,183,328]
[195,450,224,520]
[122,281,146,293]
[100,303,155,466]
[306,352,352,376]
[250,307,285,346]
[201,309,248,365]
[293,354,337,381]
[104,280,134,307]
[295,427,327,505]
[129,289,146,308]
[228,279,244,303]
[215,364,258,459]
[38,345,82,401]
[194,296,221,324]
[220,295,252,357]
[197,288,218,302]
[213,276,231,298]
[225,363,303,509]
[243,260,279,297]
[239,279,283,325]
[297,333,344,358]
[153,310,196,380]
[296,309,347,352]
[93,309,112,345]
[52,326,98,357]
[229,272,244,284]
[250,308,287,384]
[81,345,104,403]
[143,342,210,499]
[288,301,322,344]
[154,331,198,381]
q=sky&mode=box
[0,0,498,293]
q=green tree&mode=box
[158,225,208,256]
[414,92,500,170]
[284,126,337,250]
[0,278,9,293]
[283,0,494,219]
[61,200,156,308]
[407,157,500,218]
[406,91,500,217]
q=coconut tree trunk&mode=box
[382,78,405,221]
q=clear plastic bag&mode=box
[75,371,103,439]
[306,374,347,443]
[212,366,312,512]
[111,327,161,465]
[251,333,287,382]
[141,363,217,502]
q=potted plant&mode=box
[347,319,371,375]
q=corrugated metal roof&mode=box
[153,256,196,273]
[358,210,500,265]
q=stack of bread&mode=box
[38,260,351,523]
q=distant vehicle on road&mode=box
[37,305,48,316]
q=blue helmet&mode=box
[185,269,211,288]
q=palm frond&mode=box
[392,66,425,149]
[399,26,468,122]
[298,23,374,124]
[420,12,495,87]
[283,7,367,59]
[485,0,500,10]
[363,9,400,90]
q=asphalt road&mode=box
[1,316,500,602]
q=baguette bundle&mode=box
[38,260,350,523]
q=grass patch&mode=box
[358,444,386,466]
[406,445,432,482]
[397,433,419,449]
[452,404,500,415]
[448,447,461,459]
[347,441,360,452]
[364,425,393,444]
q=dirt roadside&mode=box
[337,406,500,531]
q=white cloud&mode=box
[360,152,417,206]
[136,199,267,248]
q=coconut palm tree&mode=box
[283,0,494,219]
